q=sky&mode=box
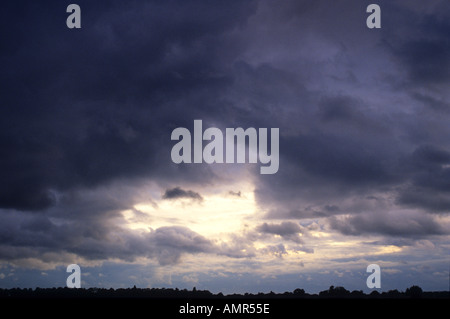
[0,0,449,294]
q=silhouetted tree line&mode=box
[0,285,448,299]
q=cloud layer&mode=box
[0,0,449,291]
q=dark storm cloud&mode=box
[398,39,450,84]
[411,145,450,166]
[387,8,450,86]
[284,133,398,186]
[397,189,450,213]
[395,145,450,213]
[162,187,203,201]
[248,1,450,235]
[0,0,257,211]
[318,96,372,126]
[1,0,450,271]
[0,0,262,268]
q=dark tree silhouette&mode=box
[405,285,423,298]
[0,284,446,299]
[293,288,305,296]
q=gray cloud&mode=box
[162,187,203,202]
[0,209,215,266]
[257,222,307,245]
[329,211,449,237]
[397,189,450,213]
[259,244,288,258]
[148,226,213,265]
[257,222,302,236]
[228,191,241,197]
